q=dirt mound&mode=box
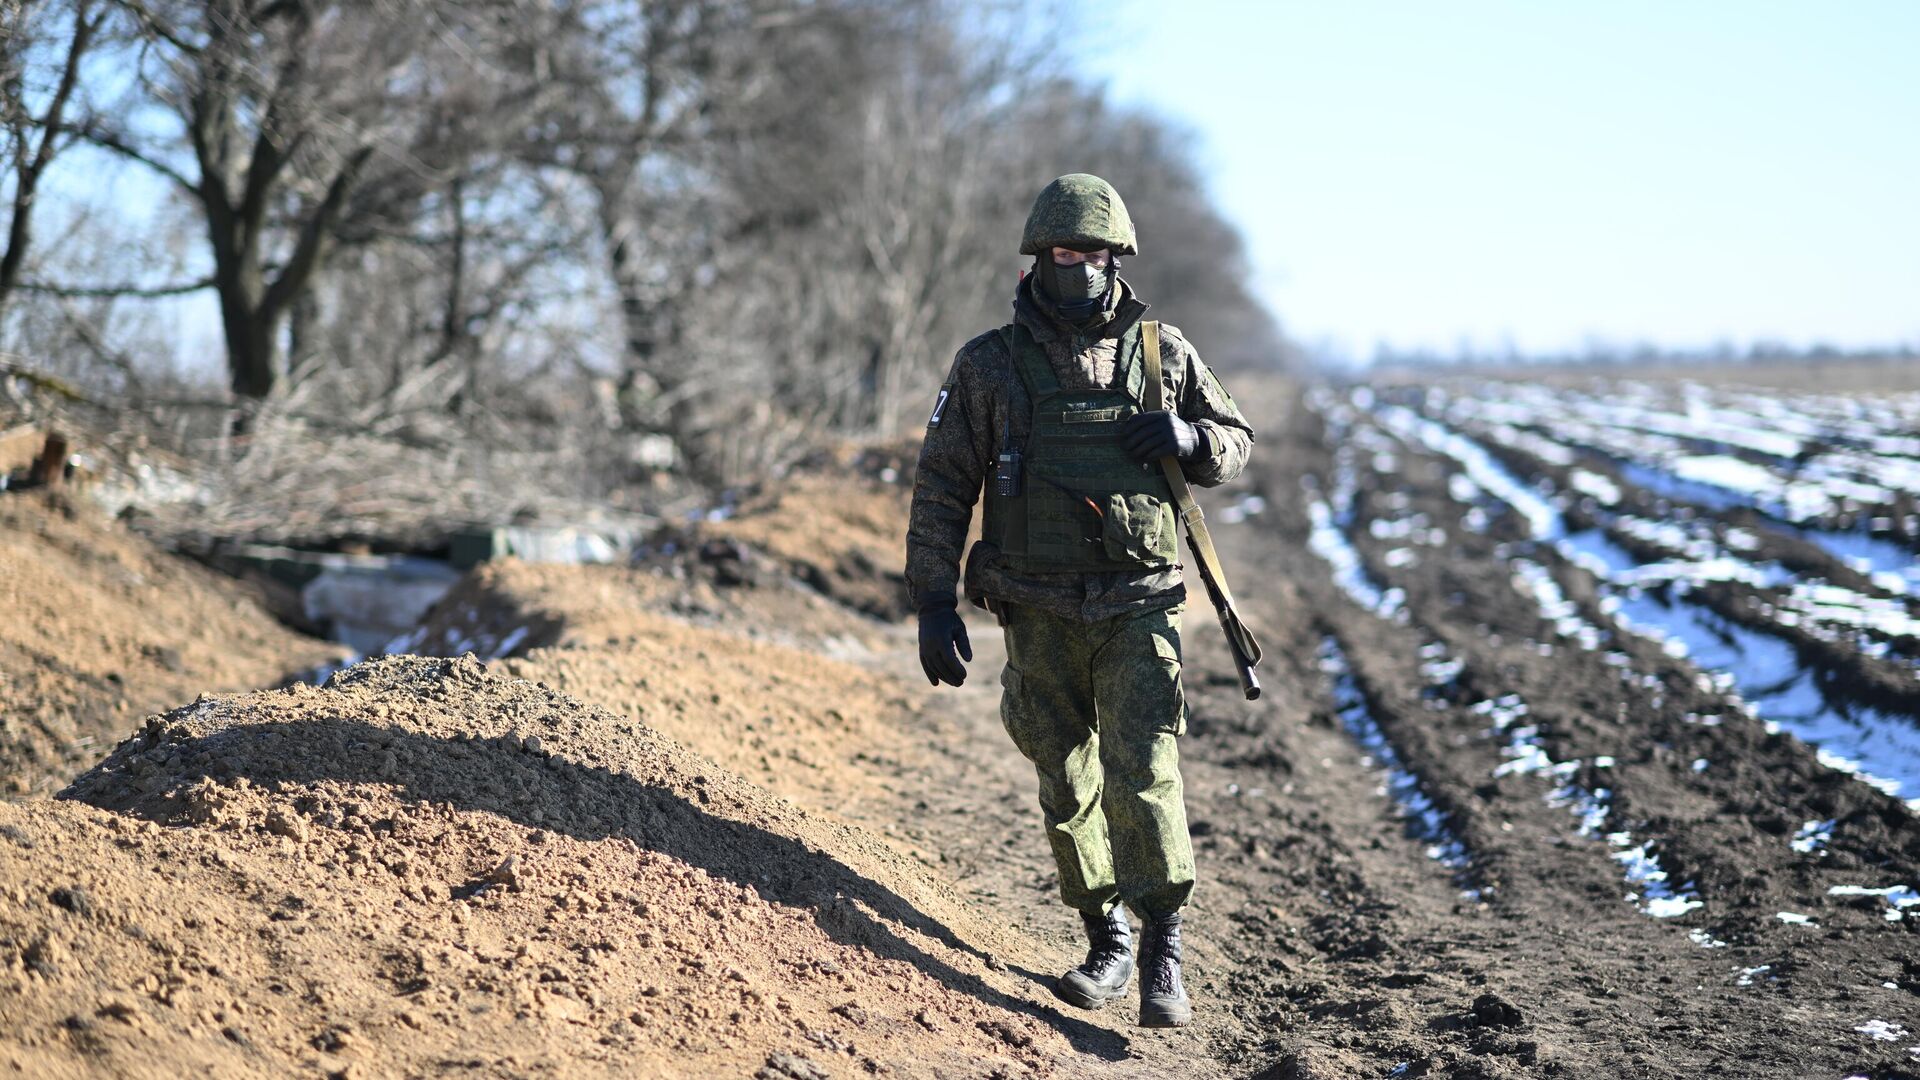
[0,491,342,798]
[2,654,1109,1078]
[503,629,912,820]
[385,550,913,815]
[393,555,892,664]
[694,467,915,621]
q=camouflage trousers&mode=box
[998,601,1194,918]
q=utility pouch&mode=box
[962,540,1010,626]
[1099,491,1171,563]
[984,595,1011,627]
[984,319,1175,572]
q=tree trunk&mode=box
[209,211,281,400]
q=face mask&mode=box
[1047,259,1106,303]
[1036,256,1113,322]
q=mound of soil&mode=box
[388,547,916,817]
[393,555,892,667]
[0,654,1107,1078]
[698,470,915,621]
[505,630,913,821]
[0,492,342,798]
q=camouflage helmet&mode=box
[1020,173,1137,257]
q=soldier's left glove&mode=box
[1119,410,1201,464]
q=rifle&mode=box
[1142,321,1264,700]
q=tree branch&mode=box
[55,120,198,193]
[108,0,201,56]
[238,13,310,230]
[1,0,104,304]
[16,276,216,299]
[260,143,374,317]
[53,295,148,395]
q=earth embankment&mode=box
[0,491,343,798]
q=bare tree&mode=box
[5,0,1294,535]
[0,0,108,314]
[821,15,1030,438]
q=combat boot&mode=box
[1137,910,1191,1028]
[1053,906,1133,1009]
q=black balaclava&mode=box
[1034,253,1117,324]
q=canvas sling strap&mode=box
[1141,320,1264,700]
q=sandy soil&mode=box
[0,491,343,798]
[3,655,1135,1079]
[697,466,918,622]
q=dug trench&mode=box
[4,381,1919,1077]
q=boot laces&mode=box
[1143,917,1184,995]
[1080,910,1130,976]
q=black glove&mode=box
[1119,410,1201,463]
[918,601,972,687]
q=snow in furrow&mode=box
[1429,658,1702,918]
[1318,637,1476,892]
[1441,380,1920,590]
[1375,403,1564,540]
[1312,396,1704,916]
[1415,395,1920,653]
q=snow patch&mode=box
[1827,884,1920,921]
[1856,1019,1910,1042]
[1375,405,1564,540]
[1791,820,1834,855]
[1306,495,1406,619]
[1319,638,1475,886]
[1569,468,1622,506]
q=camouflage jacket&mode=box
[905,275,1254,623]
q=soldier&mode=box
[905,173,1254,1028]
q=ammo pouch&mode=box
[1101,490,1173,563]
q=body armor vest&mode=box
[982,322,1179,573]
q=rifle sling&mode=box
[1141,321,1263,666]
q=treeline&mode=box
[1371,339,1918,371]
[2,0,1290,493]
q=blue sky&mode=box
[1083,1,1920,362]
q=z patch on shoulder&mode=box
[928,386,952,427]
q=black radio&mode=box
[995,446,1023,498]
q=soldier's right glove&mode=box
[917,598,972,687]
[1119,410,1201,463]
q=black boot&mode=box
[1053,906,1133,1009]
[1137,910,1191,1028]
